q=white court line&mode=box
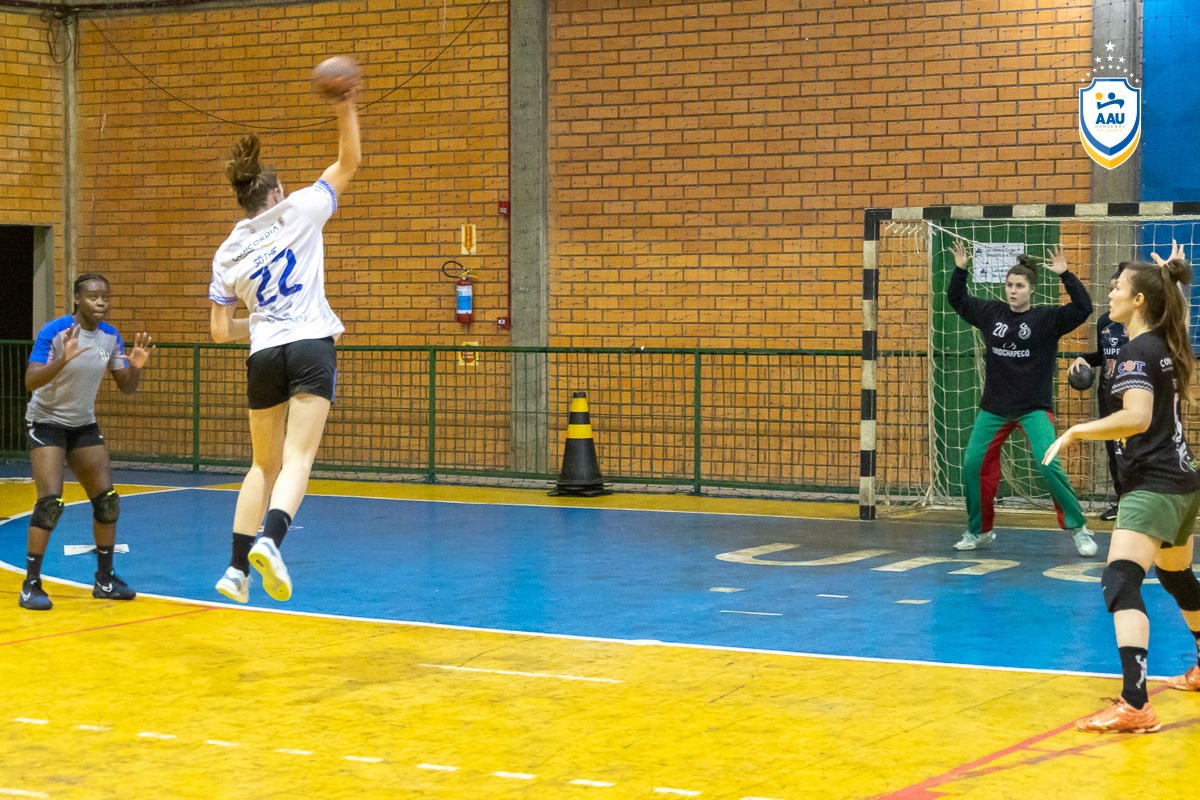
[654,789,701,797]
[708,587,744,593]
[137,732,176,740]
[345,755,384,763]
[420,664,620,684]
[204,740,239,748]
[417,763,459,772]
[75,725,110,732]
[12,718,48,725]
[493,772,536,780]
[0,789,49,798]
[275,748,313,755]
[571,779,616,787]
[817,594,848,599]
[896,599,931,605]
[719,610,782,617]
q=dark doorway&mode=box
[0,226,34,339]
[0,225,35,455]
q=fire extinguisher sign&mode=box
[460,223,477,255]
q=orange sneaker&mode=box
[1075,697,1161,733]
[1165,665,1200,691]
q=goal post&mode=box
[860,202,1200,521]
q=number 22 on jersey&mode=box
[250,249,303,307]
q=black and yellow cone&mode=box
[549,392,612,497]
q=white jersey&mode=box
[209,180,345,354]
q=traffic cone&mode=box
[549,392,612,497]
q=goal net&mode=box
[860,203,1200,519]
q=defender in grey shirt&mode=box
[19,273,153,611]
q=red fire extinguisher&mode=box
[443,260,474,324]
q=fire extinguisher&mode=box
[442,260,474,324]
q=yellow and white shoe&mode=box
[248,539,292,602]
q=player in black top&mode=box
[1044,243,1200,732]
[947,240,1095,556]
[1070,264,1130,521]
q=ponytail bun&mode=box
[225,135,263,189]
[1006,254,1039,285]
[224,135,278,214]
[1163,257,1193,288]
[1015,254,1039,276]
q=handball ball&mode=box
[1067,362,1095,391]
[312,56,360,99]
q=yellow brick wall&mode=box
[0,11,63,283]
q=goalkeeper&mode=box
[947,240,1097,556]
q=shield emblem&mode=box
[1079,78,1141,170]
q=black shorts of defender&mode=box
[25,421,105,452]
[246,336,338,410]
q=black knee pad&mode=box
[1102,559,1147,614]
[91,489,120,524]
[1157,566,1200,612]
[30,495,64,531]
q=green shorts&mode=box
[1116,489,1200,548]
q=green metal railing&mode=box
[0,341,859,497]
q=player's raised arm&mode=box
[316,63,362,197]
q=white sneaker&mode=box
[1071,527,1098,557]
[215,566,251,603]
[248,539,292,602]
[953,531,996,551]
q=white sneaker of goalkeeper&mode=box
[951,528,1096,557]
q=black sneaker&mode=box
[93,571,136,600]
[1099,505,1119,522]
[19,578,52,611]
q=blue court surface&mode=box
[3,482,1198,678]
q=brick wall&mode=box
[2,1,1102,492]
[549,0,1094,349]
[0,10,63,287]
[73,0,509,347]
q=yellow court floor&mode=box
[1,477,1199,799]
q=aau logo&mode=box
[1079,78,1141,170]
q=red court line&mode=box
[1,607,214,647]
[873,685,1174,800]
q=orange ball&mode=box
[312,56,360,100]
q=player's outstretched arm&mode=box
[319,94,361,197]
[210,302,249,343]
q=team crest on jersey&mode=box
[1018,323,1031,340]
[1079,78,1141,170]
[1117,359,1145,375]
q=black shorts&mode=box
[26,421,105,452]
[246,337,338,410]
